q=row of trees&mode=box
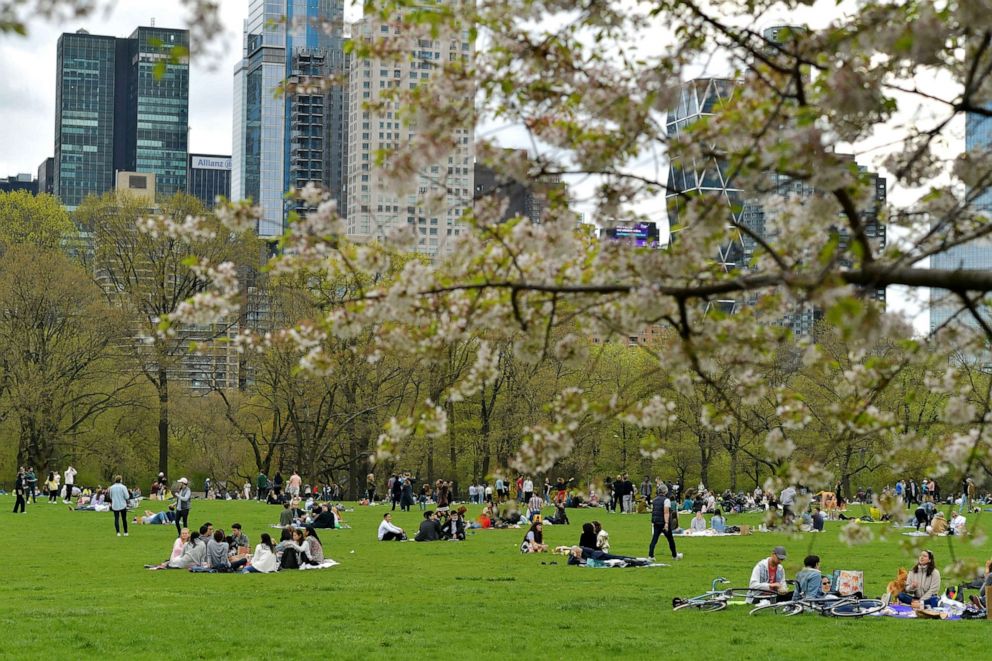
[0,187,975,496]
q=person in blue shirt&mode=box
[108,475,131,537]
[793,555,827,601]
[710,509,726,533]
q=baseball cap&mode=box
[773,546,787,560]
[179,477,188,484]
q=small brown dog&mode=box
[887,567,908,601]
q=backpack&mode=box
[280,548,301,570]
[669,508,679,530]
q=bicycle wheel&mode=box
[698,600,728,612]
[674,599,726,612]
[749,602,803,616]
[827,598,886,617]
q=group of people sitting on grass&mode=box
[745,545,943,609]
[277,500,347,529]
[147,521,328,573]
[912,503,968,535]
[375,509,468,542]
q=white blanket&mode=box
[298,559,339,570]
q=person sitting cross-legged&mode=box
[748,546,792,603]
[378,513,407,541]
[898,549,941,608]
[415,510,442,542]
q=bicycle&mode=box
[749,594,885,617]
[673,577,777,612]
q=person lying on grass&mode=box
[134,505,176,525]
[566,546,650,567]
[520,521,548,553]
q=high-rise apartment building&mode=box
[345,3,474,255]
[53,27,189,209]
[666,77,886,336]
[188,153,232,206]
[232,0,347,237]
[930,110,992,332]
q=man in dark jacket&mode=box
[648,484,682,560]
[415,510,442,542]
[309,505,337,529]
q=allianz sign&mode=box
[193,157,232,171]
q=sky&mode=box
[0,0,944,333]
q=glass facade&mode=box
[188,154,232,207]
[54,31,119,209]
[54,27,189,208]
[232,0,346,237]
[930,110,992,332]
[128,27,190,197]
[667,78,886,336]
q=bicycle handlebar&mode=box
[711,576,730,590]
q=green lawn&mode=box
[0,496,989,659]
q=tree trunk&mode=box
[728,447,738,492]
[426,439,435,484]
[447,401,457,477]
[157,368,169,477]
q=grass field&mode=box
[1,496,990,660]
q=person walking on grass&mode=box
[648,484,682,561]
[174,477,192,536]
[25,467,38,503]
[109,475,130,537]
[12,467,27,513]
[63,465,77,503]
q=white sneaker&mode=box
[117,533,121,537]
[124,533,129,537]
[675,553,684,560]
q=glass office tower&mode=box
[128,27,190,197]
[54,30,120,209]
[233,0,347,237]
[54,26,189,208]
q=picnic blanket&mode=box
[674,530,738,537]
[901,531,948,537]
[298,559,339,570]
[878,603,962,620]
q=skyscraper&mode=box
[54,30,120,209]
[127,27,190,197]
[232,0,347,238]
[345,3,474,255]
[53,27,189,209]
[666,78,886,336]
[930,110,992,332]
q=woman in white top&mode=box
[242,533,279,573]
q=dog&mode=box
[887,567,908,601]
